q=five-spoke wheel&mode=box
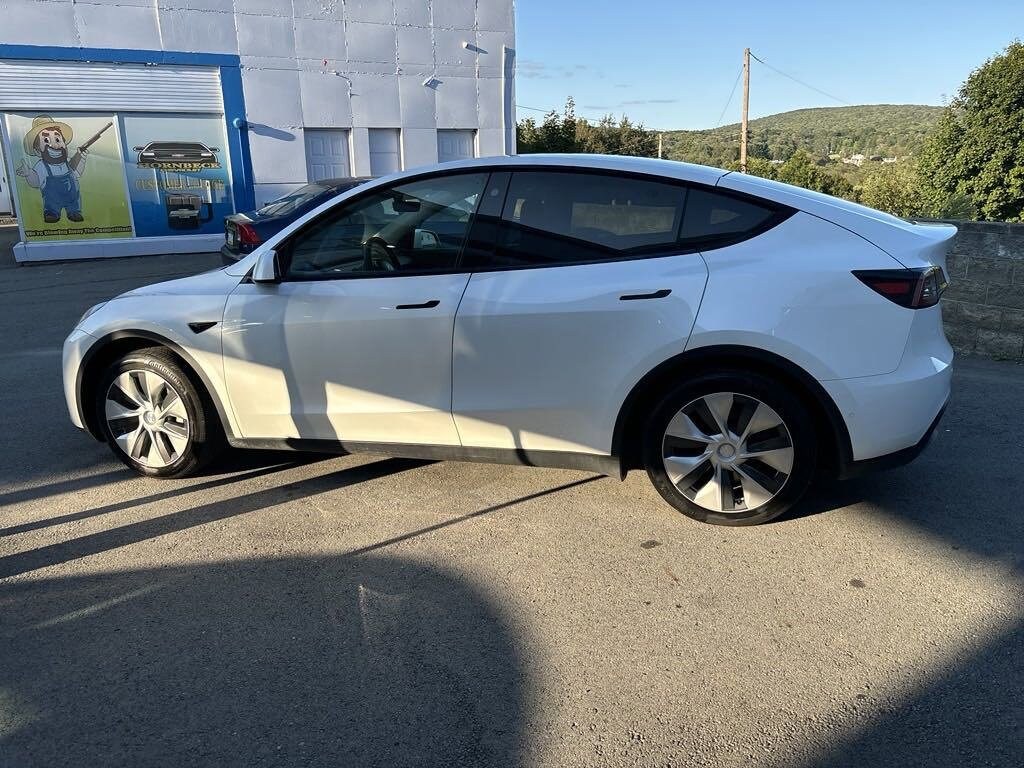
[644,372,815,525]
[97,347,222,478]
[105,369,191,469]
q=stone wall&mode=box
[942,220,1024,361]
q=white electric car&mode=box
[63,155,955,525]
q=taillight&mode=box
[237,222,262,247]
[852,266,948,309]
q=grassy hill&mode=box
[662,104,944,167]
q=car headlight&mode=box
[77,302,107,326]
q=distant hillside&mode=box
[663,104,944,166]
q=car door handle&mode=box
[395,299,441,310]
[619,289,671,301]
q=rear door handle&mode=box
[619,289,671,301]
[395,299,440,310]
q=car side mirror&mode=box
[413,229,440,250]
[252,248,281,283]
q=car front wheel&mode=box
[643,371,817,525]
[96,347,223,478]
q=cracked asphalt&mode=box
[1,252,1022,767]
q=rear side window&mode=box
[464,171,688,268]
[680,187,780,246]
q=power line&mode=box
[715,67,743,128]
[749,52,850,106]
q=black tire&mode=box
[643,370,817,526]
[96,346,225,478]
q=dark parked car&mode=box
[221,177,372,263]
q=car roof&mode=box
[407,154,728,187]
[317,176,375,188]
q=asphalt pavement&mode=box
[1,253,1022,767]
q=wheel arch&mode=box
[611,345,853,478]
[77,330,234,443]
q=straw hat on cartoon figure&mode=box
[16,115,89,223]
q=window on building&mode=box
[368,128,401,176]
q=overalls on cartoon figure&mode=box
[15,116,88,223]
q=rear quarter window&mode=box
[680,187,788,247]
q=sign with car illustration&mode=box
[4,113,133,242]
[122,115,234,238]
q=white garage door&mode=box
[305,129,351,182]
[437,130,476,163]
[368,128,401,176]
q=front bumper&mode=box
[63,328,95,431]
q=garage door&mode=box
[305,129,351,181]
[368,128,401,176]
[437,130,476,163]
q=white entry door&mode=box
[437,130,476,163]
[305,129,351,182]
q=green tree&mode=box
[918,41,1024,221]
[516,98,658,157]
[774,151,854,198]
[516,98,581,154]
[857,163,923,217]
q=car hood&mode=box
[117,266,243,299]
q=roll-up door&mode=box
[0,60,223,113]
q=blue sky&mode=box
[515,1,1024,129]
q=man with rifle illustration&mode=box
[16,116,113,223]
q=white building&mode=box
[0,0,516,262]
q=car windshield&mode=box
[256,184,332,217]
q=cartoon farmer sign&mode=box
[4,113,133,242]
[16,115,102,222]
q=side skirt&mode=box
[227,437,623,478]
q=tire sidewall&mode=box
[96,352,205,478]
[643,371,817,526]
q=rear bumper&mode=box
[220,244,243,265]
[823,314,952,477]
[837,400,946,480]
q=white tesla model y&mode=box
[64,155,955,525]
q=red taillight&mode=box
[237,222,262,246]
[852,267,947,309]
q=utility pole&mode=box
[740,47,750,173]
[658,132,663,159]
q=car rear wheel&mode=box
[96,347,223,478]
[643,371,817,525]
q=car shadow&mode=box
[0,553,531,768]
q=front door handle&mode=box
[395,299,440,310]
[619,289,671,301]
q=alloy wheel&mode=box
[104,369,191,469]
[661,392,794,513]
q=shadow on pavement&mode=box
[0,458,431,580]
[0,553,531,768]
[786,359,1024,767]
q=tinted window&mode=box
[284,173,487,279]
[680,188,778,244]
[257,183,331,217]
[465,171,687,268]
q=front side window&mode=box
[283,172,487,279]
[465,171,688,269]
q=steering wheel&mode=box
[361,238,399,272]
